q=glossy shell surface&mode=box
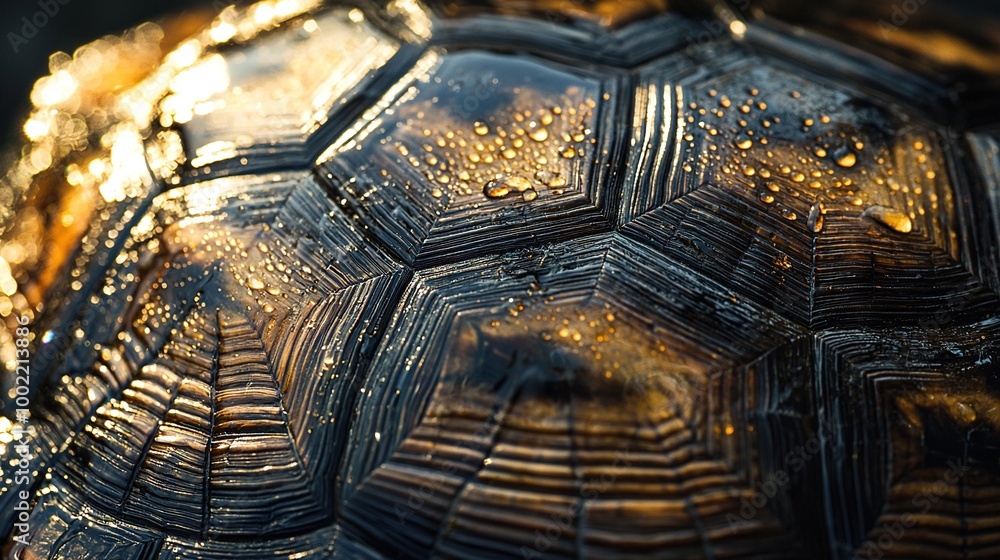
[1,1,999,559]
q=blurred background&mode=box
[0,0,998,146]
[0,0,209,144]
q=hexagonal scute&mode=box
[20,497,385,560]
[157,6,413,182]
[816,320,1000,559]
[318,49,624,268]
[335,234,817,558]
[0,172,410,550]
[621,45,997,329]
[431,7,709,68]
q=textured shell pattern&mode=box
[0,1,999,559]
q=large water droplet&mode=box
[483,175,533,199]
[506,176,532,192]
[863,205,912,233]
[835,147,857,168]
[483,180,509,198]
[528,128,549,142]
[807,203,824,233]
[534,170,565,188]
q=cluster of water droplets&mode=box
[682,86,947,236]
[390,88,600,203]
[486,296,704,383]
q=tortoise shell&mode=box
[1,0,999,558]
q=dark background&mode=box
[0,0,208,145]
[0,0,997,149]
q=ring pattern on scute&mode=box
[0,0,998,559]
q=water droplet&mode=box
[534,170,565,188]
[521,189,538,202]
[528,128,549,142]
[807,203,824,233]
[759,192,775,204]
[561,147,576,158]
[863,205,912,233]
[474,122,489,136]
[248,277,265,290]
[483,180,509,198]
[835,148,857,168]
[509,176,532,192]
[483,175,533,199]
[735,138,753,150]
[430,188,443,198]
[779,207,797,221]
